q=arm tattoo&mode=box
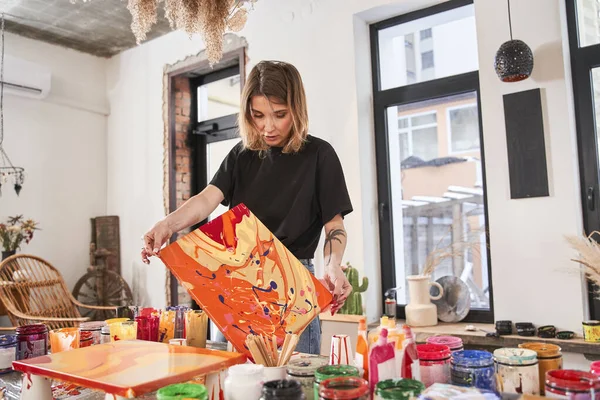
[324,228,346,265]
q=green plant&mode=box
[0,215,39,252]
[338,262,368,315]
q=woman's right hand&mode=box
[141,220,173,264]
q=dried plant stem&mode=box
[124,0,254,64]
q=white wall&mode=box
[474,0,586,331]
[107,0,587,332]
[0,33,108,291]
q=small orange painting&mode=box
[159,204,333,358]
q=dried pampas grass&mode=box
[565,231,600,293]
[421,227,485,277]
[122,0,256,64]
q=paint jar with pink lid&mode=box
[15,324,47,360]
[426,335,464,352]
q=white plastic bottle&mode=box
[224,364,264,400]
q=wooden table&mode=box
[12,340,246,399]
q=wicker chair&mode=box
[0,254,118,330]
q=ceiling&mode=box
[1,0,173,58]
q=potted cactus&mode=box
[338,262,368,315]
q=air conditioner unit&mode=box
[1,55,51,100]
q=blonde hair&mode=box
[239,61,309,153]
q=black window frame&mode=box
[370,0,494,323]
[566,0,600,320]
[167,49,245,308]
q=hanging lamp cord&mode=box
[507,0,513,41]
[0,13,4,147]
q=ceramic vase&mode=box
[1,250,15,261]
[405,275,443,327]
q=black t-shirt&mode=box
[209,135,353,259]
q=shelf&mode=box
[409,322,600,356]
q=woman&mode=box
[141,60,353,355]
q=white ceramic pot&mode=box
[405,275,443,327]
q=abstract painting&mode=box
[12,340,246,398]
[159,203,333,357]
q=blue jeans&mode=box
[215,259,321,355]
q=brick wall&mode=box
[172,76,193,306]
[173,76,193,212]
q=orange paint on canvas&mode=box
[159,204,333,358]
[12,340,246,398]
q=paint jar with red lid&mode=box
[545,369,600,399]
[79,330,93,348]
[591,361,600,377]
[318,377,369,400]
[15,324,48,360]
[426,336,464,352]
[417,344,452,387]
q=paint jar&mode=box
[417,344,452,387]
[494,348,539,395]
[426,336,464,352]
[450,350,496,392]
[157,383,208,400]
[185,310,208,348]
[110,320,137,341]
[136,315,151,341]
[374,378,425,400]
[583,321,600,343]
[137,313,160,342]
[0,335,16,374]
[49,327,80,353]
[79,321,105,345]
[79,331,93,348]
[159,309,176,343]
[591,361,600,377]
[318,377,369,400]
[100,325,111,344]
[105,317,129,326]
[545,369,600,399]
[223,364,264,400]
[314,365,360,400]
[15,324,48,360]
[519,342,562,395]
[287,355,329,400]
[261,379,305,400]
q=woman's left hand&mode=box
[321,266,353,314]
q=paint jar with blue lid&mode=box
[0,334,17,374]
[450,350,496,392]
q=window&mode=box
[370,0,493,322]
[449,103,480,153]
[376,0,479,90]
[398,112,438,161]
[575,0,600,47]
[421,51,434,69]
[420,28,432,40]
[567,0,600,319]
[196,67,241,123]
